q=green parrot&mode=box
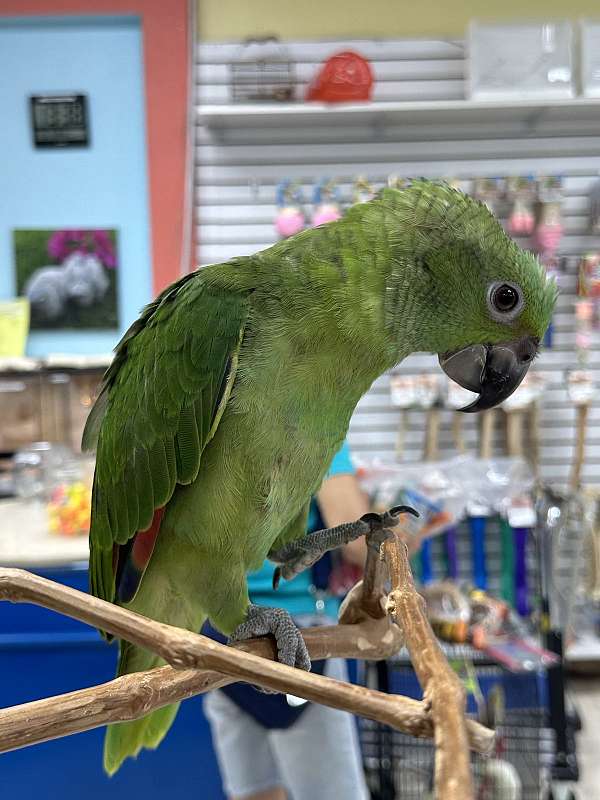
[83,180,556,774]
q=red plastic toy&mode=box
[305,50,374,103]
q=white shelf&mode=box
[197,97,600,130]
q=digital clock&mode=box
[30,94,89,148]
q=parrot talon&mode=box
[361,505,418,551]
[229,604,311,685]
[360,504,419,532]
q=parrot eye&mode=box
[493,284,518,311]
[487,282,524,322]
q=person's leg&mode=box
[233,790,286,800]
[203,690,286,800]
[267,659,369,800]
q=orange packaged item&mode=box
[305,51,374,103]
[47,480,92,537]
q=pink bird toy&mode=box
[274,180,306,238]
[507,176,536,237]
[311,179,342,226]
[533,176,564,259]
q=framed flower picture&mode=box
[13,228,119,330]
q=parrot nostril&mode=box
[518,336,539,364]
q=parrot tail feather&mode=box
[104,700,179,776]
[103,641,178,776]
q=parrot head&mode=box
[377,181,558,412]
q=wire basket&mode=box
[229,37,295,103]
[361,711,553,800]
[360,661,554,800]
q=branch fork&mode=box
[0,528,490,799]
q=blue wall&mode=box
[0,16,152,356]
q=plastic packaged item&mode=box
[356,456,467,547]
[423,580,560,671]
[305,50,373,103]
[452,456,536,519]
[421,581,471,642]
[13,442,65,501]
[469,20,575,100]
[580,19,600,98]
[47,481,91,536]
[478,602,560,671]
[13,442,93,536]
[469,588,509,647]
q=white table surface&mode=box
[0,499,89,568]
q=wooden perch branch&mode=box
[0,531,492,799]
[384,533,474,800]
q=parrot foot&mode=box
[271,504,418,588]
[228,604,311,682]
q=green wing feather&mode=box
[83,268,248,605]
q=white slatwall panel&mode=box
[197,39,467,105]
[195,39,600,492]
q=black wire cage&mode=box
[360,659,555,800]
[229,37,295,103]
[356,490,586,800]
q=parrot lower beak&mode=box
[438,336,539,413]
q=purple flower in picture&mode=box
[47,229,117,268]
[91,230,117,268]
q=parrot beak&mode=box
[438,336,538,413]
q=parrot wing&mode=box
[83,269,248,606]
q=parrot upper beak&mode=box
[438,336,539,413]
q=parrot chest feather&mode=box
[163,323,377,574]
[220,331,377,566]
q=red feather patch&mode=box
[132,507,165,569]
[115,507,165,603]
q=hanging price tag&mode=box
[389,374,417,407]
[567,369,594,405]
[415,374,440,410]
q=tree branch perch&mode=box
[384,533,475,800]
[0,530,492,799]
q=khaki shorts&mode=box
[203,658,369,800]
